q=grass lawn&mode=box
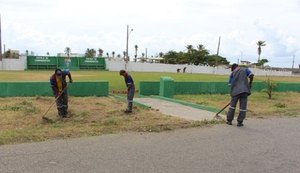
[175,92,300,118]
[0,96,220,145]
[0,71,300,90]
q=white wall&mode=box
[0,57,293,77]
[1,55,27,70]
[106,60,292,77]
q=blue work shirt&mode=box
[124,74,134,88]
[228,67,253,97]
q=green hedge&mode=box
[0,81,109,97]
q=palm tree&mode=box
[257,40,266,62]
[46,52,50,55]
[106,52,109,58]
[98,48,104,57]
[123,51,126,61]
[134,45,138,62]
[112,51,115,58]
[85,48,96,57]
[64,47,71,58]
[186,45,194,54]
[159,52,164,58]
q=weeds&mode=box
[274,103,287,108]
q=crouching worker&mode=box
[50,69,73,118]
[227,64,254,127]
[119,70,135,113]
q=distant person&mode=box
[177,68,181,73]
[183,67,187,73]
[227,64,254,127]
[50,68,73,118]
[119,70,135,113]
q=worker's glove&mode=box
[55,92,61,98]
[69,79,73,83]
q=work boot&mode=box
[226,121,232,125]
[124,109,132,114]
[237,121,244,127]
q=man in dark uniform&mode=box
[50,68,73,118]
[227,64,254,126]
[119,70,135,113]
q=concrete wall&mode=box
[106,60,292,77]
[0,57,293,77]
[1,55,27,70]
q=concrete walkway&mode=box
[1,117,300,173]
[135,97,221,121]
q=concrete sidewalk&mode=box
[135,97,223,121]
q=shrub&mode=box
[261,77,277,99]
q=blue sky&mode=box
[0,0,299,67]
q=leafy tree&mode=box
[163,51,179,64]
[257,58,269,67]
[257,40,266,62]
[206,55,230,66]
[4,49,11,58]
[159,52,164,58]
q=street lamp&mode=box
[125,24,133,66]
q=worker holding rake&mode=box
[119,69,135,113]
[227,64,254,127]
[50,68,73,118]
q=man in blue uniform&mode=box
[119,70,135,113]
[227,64,254,126]
[50,68,73,118]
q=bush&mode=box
[261,77,277,99]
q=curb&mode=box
[147,95,220,113]
[110,94,151,109]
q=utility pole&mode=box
[216,36,221,56]
[292,55,295,70]
[0,14,2,61]
[125,24,133,69]
[215,36,221,66]
[125,25,129,64]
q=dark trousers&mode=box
[56,91,68,117]
[127,86,135,111]
[227,93,248,123]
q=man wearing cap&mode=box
[50,69,73,118]
[227,64,254,126]
[119,70,135,113]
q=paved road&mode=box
[1,117,300,173]
[135,98,220,121]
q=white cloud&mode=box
[0,0,299,67]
